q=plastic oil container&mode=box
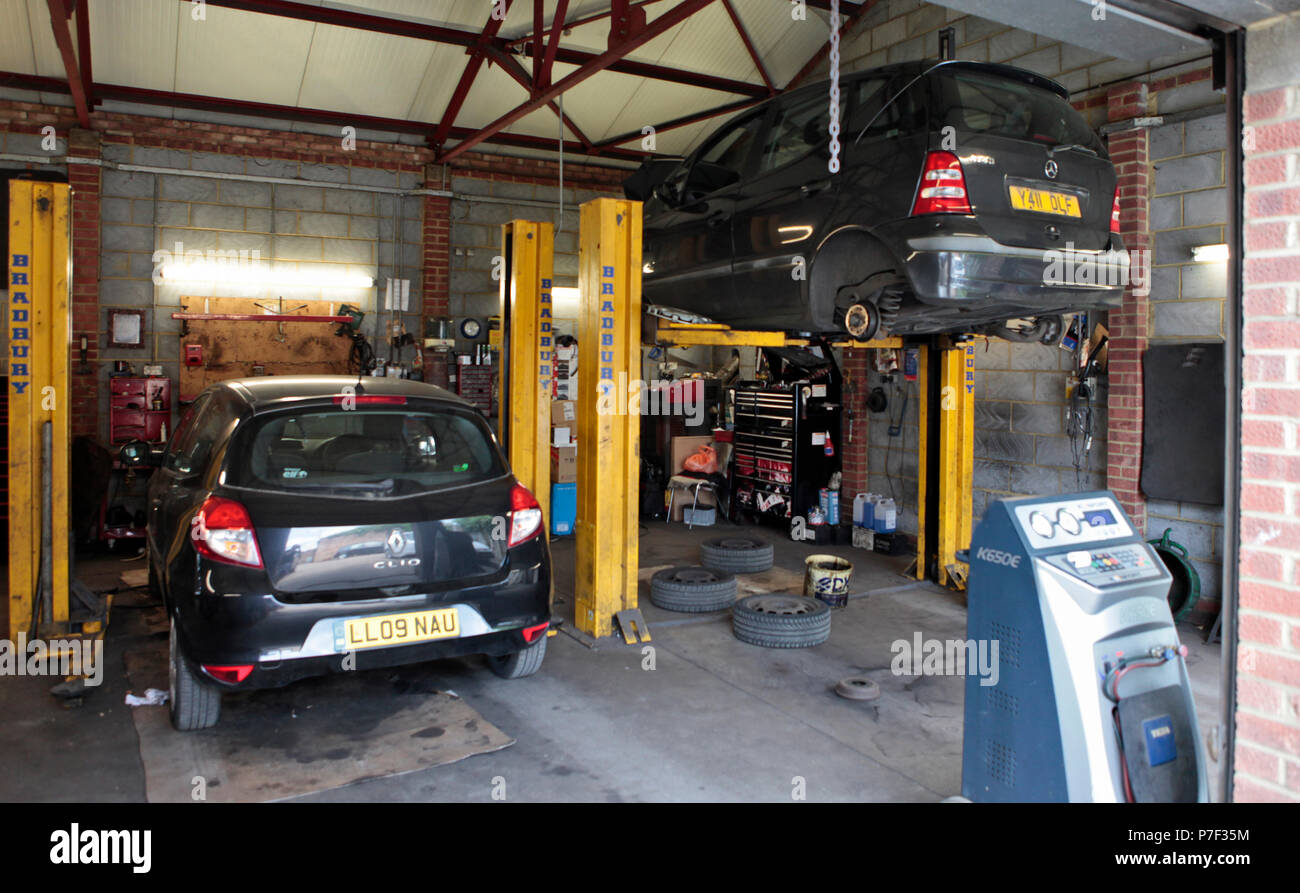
[874,498,897,534]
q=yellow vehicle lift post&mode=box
[498,220,554,524]
[6,181,76,639]
[938,340,975,588]
[573,198,642,638]
[917,338,975,589]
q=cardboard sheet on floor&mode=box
[124,640,513,802]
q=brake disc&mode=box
[835,676,881,701]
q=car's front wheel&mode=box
[487,634,547,679]
[169,622,222,731]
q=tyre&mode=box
[700,536,774,574]
[732,594,831,649]
[649,566,737,613]
[488,633,547,679]
[168,622,221,731]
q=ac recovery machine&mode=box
[961,491,1209,802]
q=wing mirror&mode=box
[118,438,163,468]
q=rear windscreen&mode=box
[934,69,1102,154]
[227,407,505,497]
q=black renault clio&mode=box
[120,376,552,730]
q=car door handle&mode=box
[801,179,831,196]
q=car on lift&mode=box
[631,59,1130,342]
[119,376,552,730]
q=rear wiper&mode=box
[1050,142,1098,157]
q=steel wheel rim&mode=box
[670,568,719,585]
[747,595,818,616]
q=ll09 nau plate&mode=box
[1008,185,1082,218]
[335,607,461,652]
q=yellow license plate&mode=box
[340,607,460,651]
[1008,185,1081,218]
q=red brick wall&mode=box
[421,192,451,318]
[840,346,870,520]
[1104,83,1153,534]
[1235,83,1300,802]
[66,128,100,440]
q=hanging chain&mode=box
[828,0,841,174]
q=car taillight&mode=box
[203,664,253,683]
[522,622,549,644]
[508,483,543,548]
[1110,186,1122,234]
[911,150,971,216]
[192,496,263,568]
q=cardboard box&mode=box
[550,446,577,483]
[552,426,573,447]
[551,400,576,425]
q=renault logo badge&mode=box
[386,529,407,555]
[1044,159,1059,179]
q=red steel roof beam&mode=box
[486,47,593,150]
[507,0,667,47]
[74,0,93,106]
[532,0,544,89]
[721,0,773,94]
[68,79,647,161]
[537,0,569,90]
[431,0,515,150]
[205,0,763,97]
[44,0,90,127]
[438,0,716,163]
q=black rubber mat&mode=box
[1141,342,1224,505]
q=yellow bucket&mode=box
[804,555,853,607]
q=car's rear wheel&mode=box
[169,622,221,731]
[488,634,547,679]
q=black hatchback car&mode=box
[636,60,1130,341]
[120,376,552,730]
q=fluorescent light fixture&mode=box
[1191,243,1228,263]
[161,261,374,289]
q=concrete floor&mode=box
[0,520,1225,802]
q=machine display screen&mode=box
[1084,509,1116,527]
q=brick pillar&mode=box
[1104,83,1152,533]
[421,192,450,319]
[840,346,870,521]
[1235,82,1300,802]
[66,128,100,441]
[420,190,452,388]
